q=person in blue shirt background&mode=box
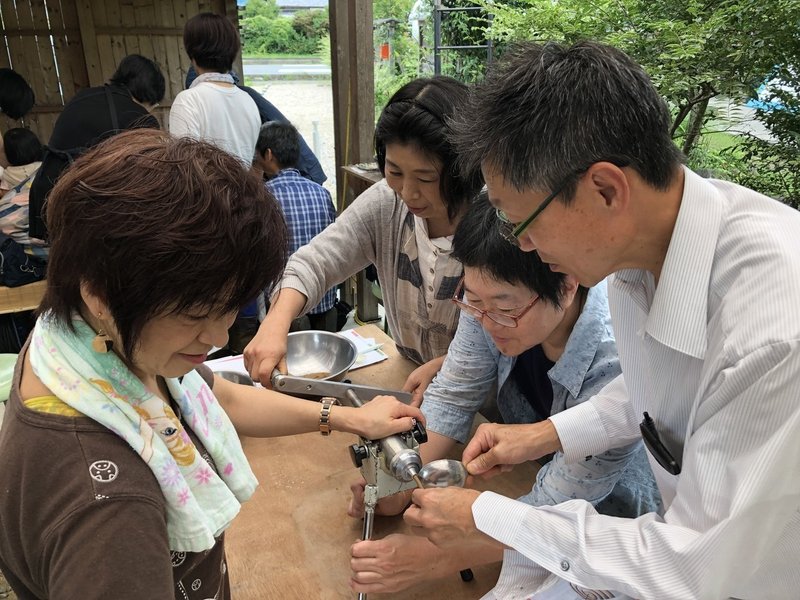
[255,120,338,332]
[348,193,661,594]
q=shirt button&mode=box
[429,268,434,274]
[428,285,433,291]
[427,303,432,308]
[560,560,570,571]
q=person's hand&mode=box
[404,487,482,547]
[350,534,452,594]
[402,356,444,407]
[342,395,425,440]
[462,421,562,478]
[347,477,412,518]
[242,327,288,387]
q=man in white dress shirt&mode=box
[404,40,800,599]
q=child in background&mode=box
[0,128,42,195]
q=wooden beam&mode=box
[96,27,185,36]
[224,0,244,85]
[0,27,80,36]
[330,0,375,213]
[75,0,104,86]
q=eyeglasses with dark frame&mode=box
[451,277,540,328]
[494,161,630,247]
[495,181,568,248]
[639,412,681,475]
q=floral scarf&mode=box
[28,312,257,552]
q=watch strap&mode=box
[319,397,339,436]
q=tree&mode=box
[292,9,329,39]
[481,0,800,204]
[373,0,421,115]
[242,0,279,20]
[484,0,800,155]
[436,0,492,83]
[240,4,329,56]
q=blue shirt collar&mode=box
[549,281,611,398]
[272,167,303,181]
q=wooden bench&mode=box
[0,280,46,315]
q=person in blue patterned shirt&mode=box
[349,193,660,594]
[255,121,338,332]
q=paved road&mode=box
[243,62,330,77]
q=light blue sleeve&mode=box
[420,311,500,444]
[517,286,660,516]
[518,441,645,508]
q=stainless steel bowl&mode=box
[285,330,358,381]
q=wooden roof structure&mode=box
[0,0,239,140]
[0,0,375,210]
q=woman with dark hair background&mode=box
[169,12,260,167]
[28,53,165,241]
[244,76,484,400]
[0,68,35,121]
[0,129,423,599]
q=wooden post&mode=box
[330,0,375,213]
[223,0,244,87]
[329,1,379,322]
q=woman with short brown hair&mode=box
[0,129,422,599]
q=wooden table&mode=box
[225,324,538,599]
[0,281,46,315]
[340,164,382,199]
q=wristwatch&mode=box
[319,397,339,436]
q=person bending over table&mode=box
[0,130,423,600]
[348,194,660,594]
[406,41,800,599]
[28,53,164,241]
[244,76,483,400]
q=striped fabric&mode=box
[0,173,49,257]
[472,167,800,599]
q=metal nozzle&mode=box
[387,446,422,482]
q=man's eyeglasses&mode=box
[639,412,681,475]
[495,162,630,248]
[495,181,568,248]
[451,278,540,328]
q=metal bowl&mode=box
[285,330,358,382]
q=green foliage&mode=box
[437,0,491,82]
[373,0,422,116]
[292,9,330,39]
[736,84,800,206]
[242,0,279,20]
[482,0,800,205]
[374,0,415,21]
[317,35,331,66]
[241,7,329,56]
